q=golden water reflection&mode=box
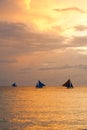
[0,86,87,130]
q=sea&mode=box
[0,86,87,130]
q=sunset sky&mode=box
[0,0,87,86]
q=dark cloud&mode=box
[0,21,65,57]
[0,22,27,40]
[0,21,87,59]
[39,64,87,71]
[20,67,32,73]
[70,36,87,47]
[1,21,87,62]
[53,7,85,13]
[74,25,87,31]
[0,59,17,64]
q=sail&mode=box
[62,79,73,88]
[12,82,17,87]
[36,80,45,88]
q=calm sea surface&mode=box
[0,86,87,130]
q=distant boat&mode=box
[12,82,17,87]
[36,80,45,88]
[62,79,74,88]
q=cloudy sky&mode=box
[0,0,87,86]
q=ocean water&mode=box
[0,86,87,130]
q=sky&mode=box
[0,0,87,86]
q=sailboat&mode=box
[62,79,73,88]
[12,82,17,87]
[36,80,45,88]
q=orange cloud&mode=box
[0,0,31,22]
[53,7,85,13]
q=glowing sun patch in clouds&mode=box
[24,0,31,9]
[71,47,87,55]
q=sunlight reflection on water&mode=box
[0,86,87,130]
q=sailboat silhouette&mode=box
[62,79,73,88]
[36,80,45,88]
[12,82,17,87]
